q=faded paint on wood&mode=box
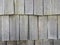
[25,0,33,14]
[48,16,57,39]
[29,16,38,40]
[20,15,28,40]
[10,15,19,41]
[34,0,43,15]
[44,0,60,15]
[15,0,24,14]
[39,16,47,39]
[2,16,9,41]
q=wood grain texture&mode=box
[44,0,60,15]
[29,16,38,40]
[9,15,19,41]
[39,16,47,39]
[4,0,14,14]
[20,15,28,40]
[15,0,24,14]
[25,0,33,14]
[48,16,57,39]
[34,0,43,15]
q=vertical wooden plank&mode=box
[0,41,6,45]
[15,0,24,14]
[25,0,33,14]
[44,0,60,15]
[20,15,28,40]
[54,40,60,45]
[0,0,4,15]
[10,15,19,41]
[39,16,47,39]
[29,16,38,40]
[4,0,14,14]
[34,0,43,15]
[7,41,17,45]
[48,16,57,39]
[2,16,9,41]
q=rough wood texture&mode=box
[34,0,43,15]
[44,0,60,15]
[20,15,28,40]
[39,16,47,39]
[29,16,38,40]
[25,0,33,14]
[9,15,19,41]
[15,0,24,14]
[48,16,57,39]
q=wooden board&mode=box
[4,0,14,14]
[29,16,38,40]
[34,0,43,15]
[9,15,19,41]
[39,16,47,39]
[0,41,7,45]
[54,40,60,45]
[2,16,9,41]
[25,0,33,14]
[44,0,60,15]
[20,15,28,40]
[0,0,4,15]
[48,16,57,39]
[15,0,24,14]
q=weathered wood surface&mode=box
[54,40,60,45]
[25,0,33,14]
[15,0,24,14]
[20,15,28,40]
[29,16,38,40]
[48,16,57,39]
[39,16,47,39]
[44,0,60,15]
[34,0,43,15]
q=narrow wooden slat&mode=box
[10,15,19,41]
[39,16,47,39]
[48,16,57,39]
[34,0,43,15]
[54,40,60,45]
[25,0,33,14]
[44,0,60,15]
[4,0,14,14]
[20,15,28,40]
[29,16,38,40]
[2,16,9,41]
[7,41,17,45]
[0,0,4,15]
[15,0,24,14]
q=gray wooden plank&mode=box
[39,16,47,39]
[44,0,60,15]
[7,41,17,45]
[34,0,43,15]
[20,15,28,40]
[54,40,60,45]
[25,0,33,14]
[29,16,38,40]
[2,16,9,41]
[4,0,14,14]
[0,41,6,45]
[0,0,4,15]
[10,15,19,41]
[48,16,57,39]
[15,0,24,14]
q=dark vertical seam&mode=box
[9,16,10,40]
[57,16,58,40]
[24,0,25,14]
[34,40,35,45]
[13,0,15,14]
[19,15,20,40]
[42,0,44,15]
[47,16,48,39]
[5,41,7,45]
[33,0,34,15]
[28,15,29,40]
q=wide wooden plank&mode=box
[4,0,14,14]
[15,0,24,14]
[34,0,43,15]
[2,16,9,41]
[39,16,47,39]
[29,16,38,40]
[9,15,19,41]
[20,15,28,40]
[48,16,57,39]
[44,0,60,15]
[0,41,7,45]
[0,0,4,15]
[25,0,33,14]
[54,40,60,45]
